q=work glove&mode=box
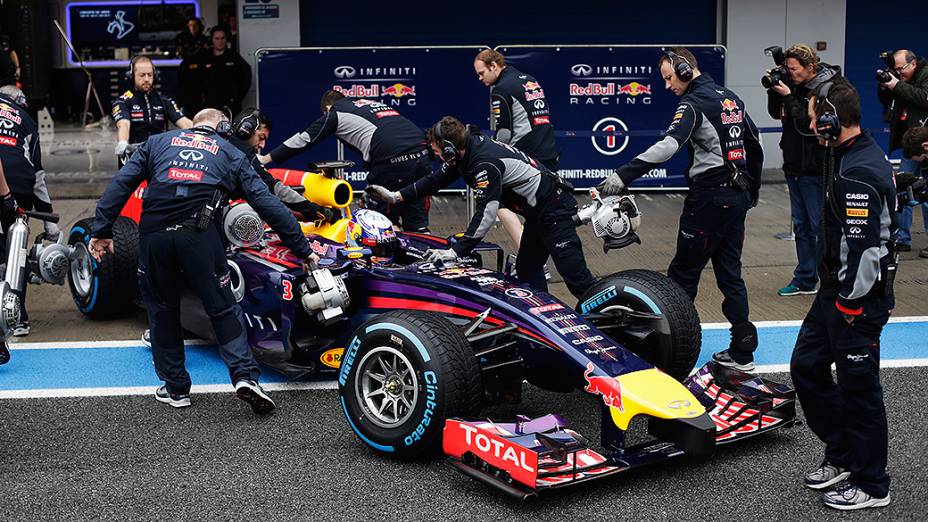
[43,221,61,242]
[423,248,458,264]
[115,140,129,157]
[0,192,18,231]
[597,171,627,196]
[314,207,340,224]
[366,185,403,205]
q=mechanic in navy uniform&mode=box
[89,109,316,414]
[599,48,764,371]
[790,79,896,511]
[229,108,338,223]
[112,55,192,167]
[259,90,431,232]
[0,157,18,364]
[367,116,596,299]
[0,85,58,337]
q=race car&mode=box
[65,163,795,498]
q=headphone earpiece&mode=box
[125,55,160,85]
[665,50,694,82]
[815,82,841,142]
[432,122,459,164]
[216,119,233,138]
[233,109,261,140]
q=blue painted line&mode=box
[1,321,925,392]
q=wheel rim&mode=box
[70,243,94,298]
[354,346,419,429]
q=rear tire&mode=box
[578,269,700,381]
[339,310,482,458]
[67,216,140,319]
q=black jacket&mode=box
[269,98,425,167]
[820,132,896,315]
[399,134,563,256]
[616,74,763,199]
[490,66,558,164]
[767,64,839,176]
[112,89,186,144]
[878,57,928,152]
[0,94,44,195]
[199,49,252,114]
[93,127,311,259]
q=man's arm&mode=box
[235,157,311,259]
[743,112,764,205]
[112,98,131,145]
[92,141,151,238]
[890,74,928,111]
[397,162,462,202]
[164,96,192,128]
[615,102,697,185]
[450,161,503,256]
[491,87,514,144]
[767,89,784,120]
[267,111,338,164]
[834,169,889,316]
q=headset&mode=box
[665,49,694,82]
[814,81,841,143]
[215,107,234,138]
[125,55,159,85]
[233,108,262,140]
[430,121,460,164]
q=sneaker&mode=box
[822,482,890,511]
[141,329,151,347]
[897,243,912,252]
[804,460,850,490]
[777,283,817,296]
[12,322,29,337]
[920,247,928,259]
[234,379,276,414]
[712,349,756,372]
[155,385,191,408]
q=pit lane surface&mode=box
[1,366,925,520]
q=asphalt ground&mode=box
[1,368,926,521]
[1,124,924,520]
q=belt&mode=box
[387,149,429,165]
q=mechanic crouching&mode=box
[89,109,316,414]
[791,79,896,511]
[367,116,596,298]
[599,48,764,372]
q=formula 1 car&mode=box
[66,162,795,498]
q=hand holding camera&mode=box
[761,46,790,89]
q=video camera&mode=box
[896,172,928,208]
[761,46,789,89]
[876,50,895,84]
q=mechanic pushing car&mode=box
[112,55,192,167]
[598,48,764,372]
[474,48,560,255]
[258,90,431,233]
[0,85,57,337]
[790,79,896,511]
[228,108,338,223]
[367,116,596,298]
[89,109,316,414]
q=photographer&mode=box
[766,44,840,296]
[897,126,928,207]
[877,49,928,255]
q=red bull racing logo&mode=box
[569,82,652,105]
[584,362,624,411]
[171,134,219,155]
[720,98,744,125]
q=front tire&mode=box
[339,310,482,458]
[67,216,140,319]
[578,269,700,381]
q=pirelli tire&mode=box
[338,310,482,459]
[67,217,140,319]
[577,269,700,381]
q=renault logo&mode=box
[571,64,592,77]
[179,149,204,161]
[334,65,356,78]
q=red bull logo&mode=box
[333,84,379,98]
[381,83,416,98]
[523,81,541,91]
[171,135,219,155]
[583,362,624,411]
[721,98,740,112]
[622,82,651,96]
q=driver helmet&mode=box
[346,209,398,263]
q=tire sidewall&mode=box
[66,220,99,314]
[339,316,447,456]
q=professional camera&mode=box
[761,46,789,89]
[875,50,895,83]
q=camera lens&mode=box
[875,69,892,83]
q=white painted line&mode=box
[7,339,210,351]
[754,358,928,374]
[0,380,338,400]
[702,316,928,330]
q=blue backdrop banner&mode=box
[496,45,727,188]
[256,46,490,189]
